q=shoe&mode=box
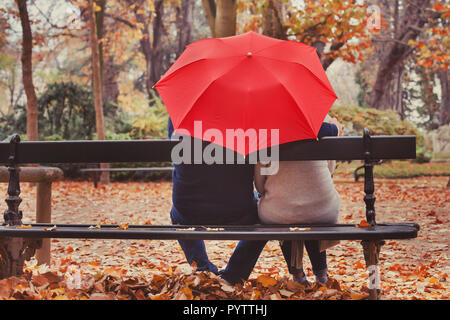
[293,271,308,284]
[196,263,219,275]
[315,274,328,284]
[314,268,328,284]
[218,269,241,286]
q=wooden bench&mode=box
[0,129,419,300]
[0,166,63,265]
[79,166,173,188]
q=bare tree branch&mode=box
[104,13,136,28]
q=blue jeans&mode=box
[170,207,219,274]
[170,200,261,276]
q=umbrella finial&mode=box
[247,52,253,57]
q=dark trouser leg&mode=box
[281,240,327,277]
[169,207,218,274]
[280,240,303,275]
[220,239,267,285]
[304,240,328,278]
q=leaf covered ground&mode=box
[0,172,448,300]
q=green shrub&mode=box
[42,133,64,141]
[329,105,425,161]
[38,82,96,140]
[329,105,421,138]
[0,104,26,141]
[127,90,169,139]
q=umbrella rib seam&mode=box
[253,59,317,137]
[176,57,249,131]
[156,56,246,86]
[255,55,337,97]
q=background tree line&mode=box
[0,0,448,149]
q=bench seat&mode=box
[0,222,419,241]
[79,167,174,173]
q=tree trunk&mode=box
[370,0,431,111]
[202,0,236,38]
[202,0,217,37]
[16,0,38,141]
[132,0,165,100]
[416,66,440,129]
[103,54,119,115]
[177,0,195,57]
[95,0,118,116]
[393,65,404,117]
[130,0,152,102]
[149,0,165,85]
[439,68,449,126]
[262,0,285,39]
[214,0,236,37]
[95,0,106,86]
[88,0,109,184]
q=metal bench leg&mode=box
[0,135,41,279]
[361,240,384,300]
[360,129,386,299]
[354,164,364,182]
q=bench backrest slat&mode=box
[0,135,416,164]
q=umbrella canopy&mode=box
[154,31,337,155]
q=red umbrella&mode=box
[154,31,337,156]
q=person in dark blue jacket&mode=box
[167,118,338,282]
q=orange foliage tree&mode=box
[409,2,449,126]
[237,0,372,70]
[409,2,449,71]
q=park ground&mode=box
[0,161,449,300]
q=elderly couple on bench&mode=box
[168,116,343,286]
